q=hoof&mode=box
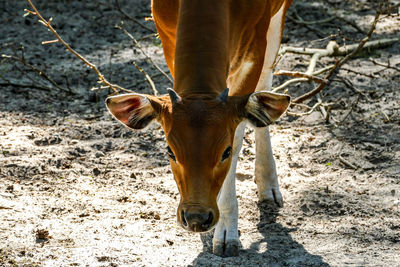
[213,239,239,257]
[258,187,283,207]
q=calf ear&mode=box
[244,91,291,127]
[105,93,160,129]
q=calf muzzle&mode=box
[178,205,218,232]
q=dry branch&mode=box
[288,8,327,37]
[279,38,398,57]
[116,22,173,85]
[339,155,358,170]
[272,64,334,93]
[273,0,393,123]
[274,70,328,85]
[286,102,322,117]
[287,15,335,25]
[370,58,400,72]
[273,37,398,94]
[0,82,52,92]
[274,1,388,103]
[334,77,368,96]
[1,53,70,92]
[340,67,378,79]
[114,0,156,33]
[133,61,158,96]
[337,93,361,125]
[25,0,131,94]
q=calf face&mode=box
[106,90,290,232]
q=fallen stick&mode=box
[339,155,358,170]
[272,65,334,93]
[293,1,385,104]
[279,38,398,57]
[273,70,328,85]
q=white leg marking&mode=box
[255,126,283,206]
[253,3,285,206]
[213,121,246,257]
[256,3,285,92]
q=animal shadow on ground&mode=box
[193,203,329,266]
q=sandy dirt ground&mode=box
[0,0,399,266]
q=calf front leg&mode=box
[255,126,283,207]
[212,121,246,257]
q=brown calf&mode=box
[106,0,292,257]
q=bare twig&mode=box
[127,73,164,90]
[114,0,156,33]
[370,58,400,72]
[380,110,390,122]
[288,8,326,37]
[279,38,398,56]
[0,81,52,92]
[137,33,159,42]
[133,61,159,96]
[25,0,130,94]
[287,15,335,25]
[293,1,385,104]
[316,94,329,122]
[335,15,367,35]
[340,67,379,79]
[272,77,308,93]
[339,155,358,170]
[334,76,368,97]
[275,36,396,96]
[116,22,173,85]
[335,38,399,56]
[1,53,71,92]
[306,41,338,75]
[272,65,334,93]
[274,70,328,84]
[336,93,361,125]
[286,102,321,117]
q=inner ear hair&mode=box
[243,92,290,127]
[245,98,273,127]
[105,93,169,130]
[127,95,171,129]
[128,113,156,129]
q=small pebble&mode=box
[93,168,101,176]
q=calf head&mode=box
[106,89,290,232]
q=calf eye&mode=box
[221,146,232,162]
[167,146,176,161]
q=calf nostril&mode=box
[181,209,188,227]
[203,211,214,228]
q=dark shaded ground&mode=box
[0,0,399,266]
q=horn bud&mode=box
[167,88,182,105]
[217,88,229,103]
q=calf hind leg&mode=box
[255,127,283,207]
[254,3,287,207]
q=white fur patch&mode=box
[213,121,246,244]
[256,3,285,92]
[236,61,254,86]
